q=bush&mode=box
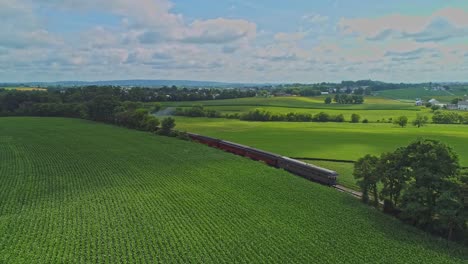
[351,113,361,123]
[432,111,461,124]
[393,116,408,127]
[362,119,369,123]
[159,117,176,135]
[333,114,345,122]
[313,112,330,122]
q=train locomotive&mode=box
[187,133,338,186]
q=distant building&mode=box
[458,101,468,111]
[428,98,440,105]
[321,92,329,95]
[446,104,458,110]
[415,100,423,106]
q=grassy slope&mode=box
[174,117,468,167]
[0,117,466,263]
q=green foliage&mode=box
[394,116,408,127]
[239,109,348,123]
[412,114,429,128]
[378,150,410,211]
[351,113,361,123]
[0,118,467,262]
[86,95,121,122]
[355,139,467,242]
[432,111,463,124]
[324,97,332,104]
[159,117,176,135]
[333,94,364,104]
[354,155,380,206]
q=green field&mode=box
[0,117,466,263]
[0,86,47,91]
[162,96,437,122]
[173,117,468,167]
[377,87,468,102]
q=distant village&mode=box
[415,96,468,111]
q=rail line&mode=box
[187,132,365,200]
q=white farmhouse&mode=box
[458,101,468,111]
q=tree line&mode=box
[0,88,182,137]
[174,106,367,123]
[354,139,468,243]
[324,94,364,104]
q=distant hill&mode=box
[1,80,263,88]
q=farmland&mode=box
[0,86,47,91]
[173,116,468,189]
[173,117,468,165]
[377,86,468,102]
[162,96,434,122]
[0,117,466,263]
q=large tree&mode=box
[399,139,460,229]
[354,155,380,206]
[378,149,409,212]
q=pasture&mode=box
[173,117,468,167]
[0,117,466,263]
[162,96,433,122]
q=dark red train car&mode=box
[218,141,247,156]
[187,133,220,147]
[244,148,280,166]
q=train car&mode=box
[218,140,248,156]
[244,147,281,167]
[277,157,338,186]
[187,133,220,147]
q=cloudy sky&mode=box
[1,0,468,83]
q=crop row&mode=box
[0,117,466,263]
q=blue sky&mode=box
[1,0,468,83]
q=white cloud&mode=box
[302,14,329,24]
[179,18,256,44]
[339,8,468,42]
[274,32,307,42]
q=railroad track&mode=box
[333,185,362,199]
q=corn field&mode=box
[0,117,466,263]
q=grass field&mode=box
[1,86,47,91]
[0,117,466,263]
[173,117,468,167]
[163,96,418,110]
[377,87,468,102]
[162,96,433,122]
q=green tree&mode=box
[412,114,429,128]
[86,95,120,122]
[143,116,160,132]
[434,177,466,241]
[324,97,332,104]
[351,113,361,123]
[354,155,380,206]
[393,116,408,127]
[378,150,409,212]
[399,139,460,230]
[159,117,176,135]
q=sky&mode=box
[1,0,468,83]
